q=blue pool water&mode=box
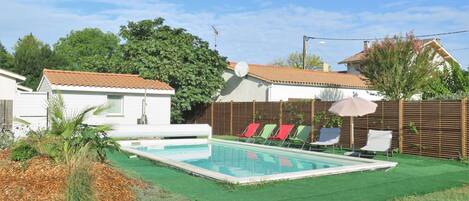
[133,141,362,178]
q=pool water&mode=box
[133,141,363,178]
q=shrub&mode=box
[0,128,15,150]
[10,141,38,161]
[73,125,119,163]
[314,111,343,128]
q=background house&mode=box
[0,68,31,100]
[339,39,459,74]
[0,68,31,129]
[218,62,381,102]
[35,69,175,125]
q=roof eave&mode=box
[0,68,26,81]
[50,84,175,95]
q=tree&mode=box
[271,52,323,69]
[359,33,439,100]
[54,28,120,72]
[116,18,227,123]
[317,88,344,101]
[0,41,14,70]
[422,61,469,99]
[13,34,66,88]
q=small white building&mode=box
[0,68,32,100]
[218,62,381,102]
[37,69,175,125]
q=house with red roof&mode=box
[339,38,459,74]
[36,69,175,125]
[218,62,381,102]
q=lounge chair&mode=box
[266,124,295,146]
[251,124,277,143]
[359,130,393,158]
[286,125,312,149]
[309,128,341,150]
[238,123,260,141]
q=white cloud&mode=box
[0,0,468,69]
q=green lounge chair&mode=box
[251,124,277,144]
[287,125,312,149]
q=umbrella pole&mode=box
[351,117,355,152]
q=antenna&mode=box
[211,25,219,50]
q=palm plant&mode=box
[47,94,119,163]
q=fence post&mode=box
[399,99,404,153]
[350,116,354,148]
[252,100,256,123]
[230,101,233,135]
[210,102,214,134]
[311,99,315,142]
[461,98,467,158]
[279,100,283,125]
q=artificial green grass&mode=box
[108,145,469,201]
[394,185,469,201]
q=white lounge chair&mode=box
[309,128,341,150]
[359,130,393,157]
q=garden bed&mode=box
[0,149,143,201]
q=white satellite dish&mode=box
[234,61,249,77]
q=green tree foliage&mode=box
[13,34,66,88]
[0,42,14,70]
[422,61,469,99]
[54,28,120,72]
[116,18,227,122]
[272,52,323,69]
[359,34,438,100]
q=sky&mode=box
[1,0,469,71]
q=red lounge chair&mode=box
[238,123,260,141]
[266,124,294,146]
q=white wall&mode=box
[269,84,382,101]
[58,91,171,125]
[0,74,17,100]
[217,70,269,102]
[13,92,48,137]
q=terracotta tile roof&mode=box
[338,38,451,64]
[228,62,368,89]
[43,69,173,90]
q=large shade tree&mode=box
[272,52,323,70]
[54,28,120,72]
[359,34,439,100]
[13,34,66,88]
[116,18,227,122]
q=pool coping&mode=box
[119,138,398,185]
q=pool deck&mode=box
[119,138,397,184]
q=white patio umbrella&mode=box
[328,96,377,151]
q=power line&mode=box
[449,47,469,51]
[304,29,469,41]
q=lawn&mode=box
[108,138,469,201]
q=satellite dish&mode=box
[234,61,249,77]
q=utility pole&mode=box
[302,35,308,69]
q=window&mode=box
[106,95,123,115]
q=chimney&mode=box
[363,40,369,51]
[322,63,330,72]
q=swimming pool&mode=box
[119,139,397,184]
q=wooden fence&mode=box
[0,100,13,130]
[191,100,469,159]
